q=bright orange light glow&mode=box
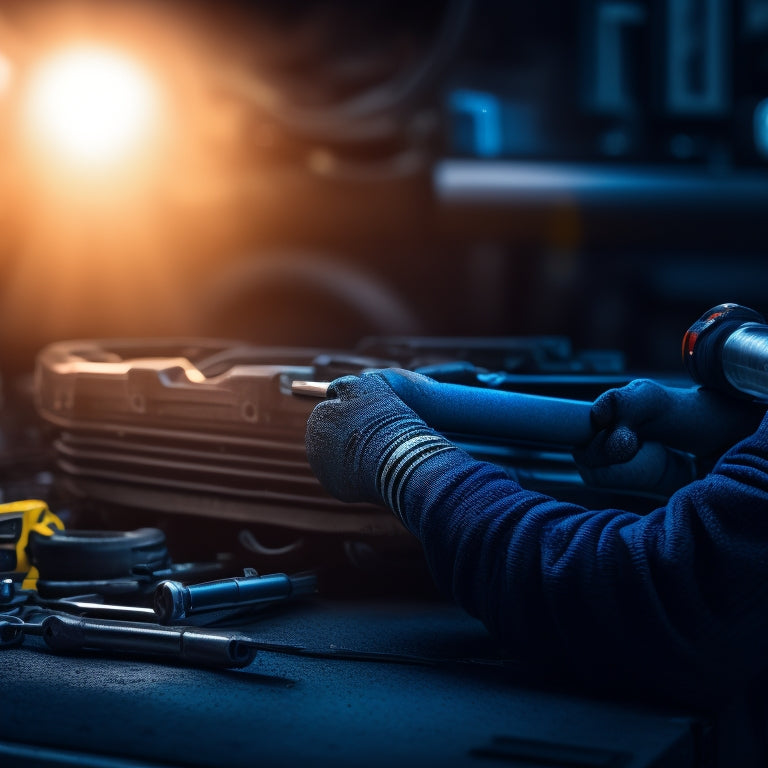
[0,51,12,95]
[24,46,158,165]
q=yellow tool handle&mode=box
[0,500,64,588]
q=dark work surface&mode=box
[0,595,715,768]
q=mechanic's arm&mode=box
[305,369,768,697]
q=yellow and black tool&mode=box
[0,500,64,589]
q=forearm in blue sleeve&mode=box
[395,412,768,697]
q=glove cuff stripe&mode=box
[391,444,456,522]
[377,434,455,521]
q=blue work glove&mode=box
[574,378,767,495]
[305,369,460,521]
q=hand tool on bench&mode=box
[0,606,258,668]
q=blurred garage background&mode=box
[0,0,765,379]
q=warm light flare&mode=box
[0,50,12,95]
[24,45,158,165]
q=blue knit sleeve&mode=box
[305,370,768,697]
[398,411,768,697]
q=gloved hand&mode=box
[305,369,458,518]
[574,378,767,494]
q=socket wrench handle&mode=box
[41,613,257,668]
[154,570,318,624]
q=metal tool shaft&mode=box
[722,324,768,401]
